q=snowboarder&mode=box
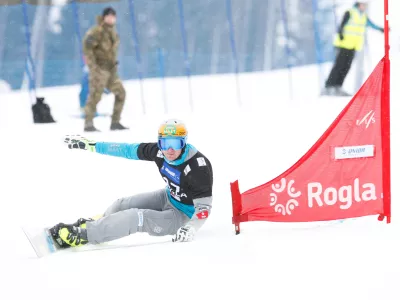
[49,119,213,246]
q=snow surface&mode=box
[2,1,400,300]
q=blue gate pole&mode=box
[279,0,294,101]
[226,0,241,106]
[128,0,146,114]
[71,0,88,111]
[311,0,323,92]
[157,48,168,114]
[177,0,194,112]
[21,0,36,105]
[333,0,339,27]
[71,0,84,69]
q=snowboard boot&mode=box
[72,217,93,229]
[110,122,129,131]
[72,215,102,228]
[49,223,71,249]
[49,215,102,248]
[57,224,88,247]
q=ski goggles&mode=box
[158,137,186,151]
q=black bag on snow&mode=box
[32,97,56,123]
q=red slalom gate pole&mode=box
[379,0,391,223]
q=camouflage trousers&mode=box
[84,67,126,125]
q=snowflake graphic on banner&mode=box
[269,178,301,216]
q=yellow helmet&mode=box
[158,119,187,138]
[157,119,188,150]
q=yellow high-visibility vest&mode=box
[333,8,367,51]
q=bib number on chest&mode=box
[161,163,187,202]
[162,177,187,201]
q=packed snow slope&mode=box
[1,1,400,299]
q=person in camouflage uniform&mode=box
[83,7,128,132]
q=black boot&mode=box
[110,122,129,130]
[334,87,352,97]
[84,121,100,132]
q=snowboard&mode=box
[22,226,171,258]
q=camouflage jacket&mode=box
[83,16,120,71]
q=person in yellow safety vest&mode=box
[322,1,384,97]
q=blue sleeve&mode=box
[95,142,140,160]
[367,18,383,31]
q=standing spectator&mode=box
[82,7,128,132]
[322,1,384,97]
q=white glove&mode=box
[172,225,195,242]
[64,135,96,152]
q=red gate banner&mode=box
[231,58,391,231]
